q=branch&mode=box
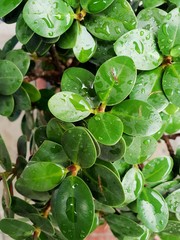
[167,133,180,140]
[161,135,175,158]
[49,45,65,73]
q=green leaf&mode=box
[80,0,114,13]
[105,215,144,238]
[94,199,115,214]
[94,56,136,105]
[20,162,66,191]
[166,189,180,213]
[6,49,30,76]
[65,0,80,8]
[23,0,74,38]
[73,23,97,63]
[85,0,137,41]
[22,82,41,102]
[137,188,169,232]
[142,156,173,184]
[82,163,125,206]
[96,158,119,177]
[17,135,27,157]
[13,87,31,111]
[169,0,180,6]
[113,158,131,177]
[2,35,18,54]
[48,91,92,122]
[162,63,180,107]
[16,13,34,45]
[158,8,180,56]
[0,0,23,17]
[114,29,163,70]
[154,180,180,196]
[25,33,42,53]
[124,136,157,164]
[122,167,144,204]
[142,0,166,8]
[164,109,180,134]
[52,176,94,240]
[0,95,14,117]
[88,112,123,145]
[31,140,69,167]
[0,135,12,171]
[0,60,23,95]
[112,99,162,136]
[130,67,168,112]
[0,218,34,240]
[137,8,167,36]
[161,221,180,236]
[36,41,52,56]
[61,127,97,168]
[34,126,47,147]
[99,137,126,162]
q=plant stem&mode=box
[162,135,175,158]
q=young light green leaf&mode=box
[142,0,165,8]
[114,29,163,70]
[0,95,14,117]
[20,162,66,191]
[112,99,162,136]
[166,189,180,213]
[137,188,169,232]
[48,91,92,122]
[94,56,136,105]
[80,0,114,13]
[23,0,74,38]
[52,176,94,240]
[0,0,23,17]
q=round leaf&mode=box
[22,82,41,102]
[88,112,123,145]
[80,0,114,13]
[112,99,162,136]
[20,162,66,191]
[142,0,165,8]
[158,8,180,56]
[162,63,180,107]
[164,109,180,134]
[122,167,144,204]
[142,156,173,184]
[48,91,92,122]
[61,127,97,168]
[52,176,94,240]
[0,95,14,117]
[137,188,169,232]
[0,60,23,95]
[13,87,31,111]
[114,29,163,70]
[23,0,74,38]
[94,56,137,105]
[85,0,137,41]
[166,189,180,213]
[0,0,23,17]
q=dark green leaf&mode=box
[0,95,14,117]
[14,156,27,178]
[166,189,180,213]
[113,158,131,177]
[20,162,66,191]
[62,127,97,168]
[34,126,47,147]
[23,0,74,38]
[17,135,27,157]
[13,87,31,111]
[0,135,12,171]
[29,214,54,235]
[94,56,136,105]
[112,99,162,136]
[22,82,41,102]
[65,0,80,8]
[96,159,119,177]
[25,34,42,53]
[52,176,94,240]
[114,29,163,70]
[2,35,18,54]
[36,41,52,56]
[0,0,23,17]
[94,199,115,214]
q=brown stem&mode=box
[167,133,180,140]
[43,201,51,218]
[49,45,64,73]
[162,135,175,158]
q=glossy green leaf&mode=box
[85,0,137,41]
[36,41,52,56]
[0,219,34,240]
[161,221,180,236]
[80,0,114,13]
[94,56,136,105]
[166,189,180,213]
[0,95,14,117]
[14,156,27,178]
[106,214,144,238]
[169,0,180,6]
[48,91,92,122]
[154,180,180,196]
[124,136,157,164]
[143,156,173,184]
[114,29,163,70]
[2,35,18,54]
[0,0,23,17]
[65,0,80,8]
[16,13,34,44]
[137,188,169,232]
[23,0,74,38]
[162,63,180,107]
[0,135,12,171]
[20,162,66,191]
[17,135,27,158]
[164,109,180,134]
[52,176,94,240]
[22,82,41,102]
[122,167,144,204]
[88,112,123,145]
[61,127,97,168]
[31,140,69,167]
[137,8,167,36]
[94,199,115,214]
[99,137,126,162]
[13,87,31,111]
[142,0,165,8]
[6,49,30,76]
[73,24,97,63]
[112,99,162,136]
[123,225,150,240]
[82,162,125,206]
[96,158,119,177]
[113,158,131,177]
[25,33,42,53]
[34,126,47,147]
[158,8,180,56]
[0,60,23,95]
[130,67,168,112]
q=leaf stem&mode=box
[161,134,175,158]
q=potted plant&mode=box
[0,0,180,239]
